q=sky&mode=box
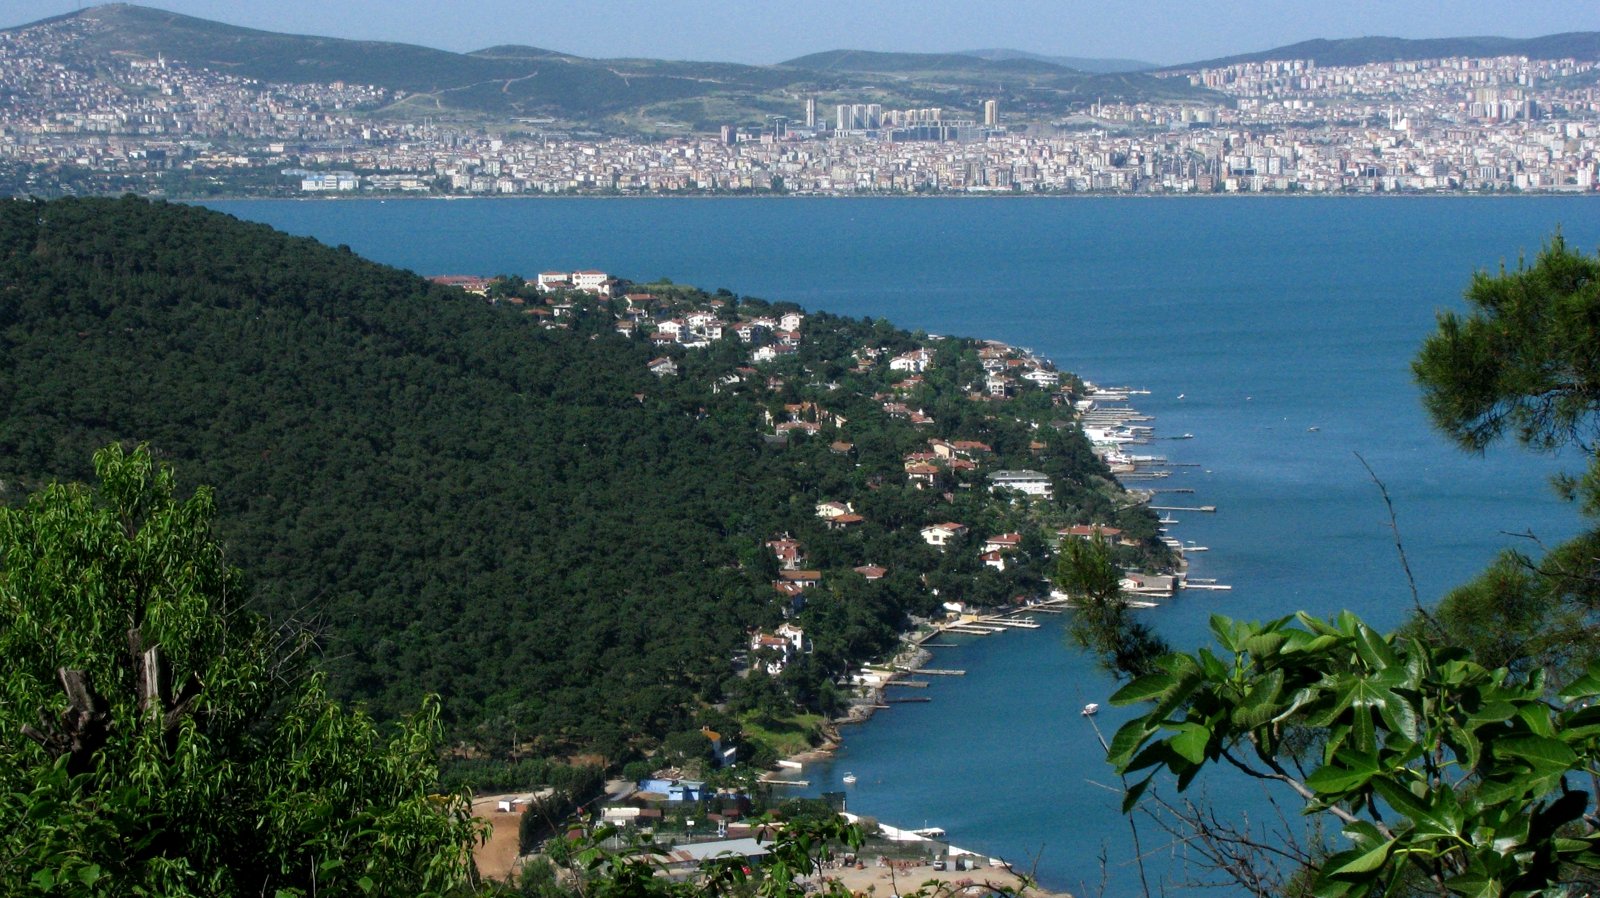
[5,0,1600,66]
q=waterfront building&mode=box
[988,470,1054,499]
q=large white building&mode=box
[988,470,1054,499]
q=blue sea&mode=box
[208,196,1600,894]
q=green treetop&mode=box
[1101,235,1600,897]
[1,444,483,898]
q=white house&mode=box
[815,501,854,519]
[889,349,934,373]
[571,269,612,295]
[988,470,1054,499]
[920,522,968,548]
[983,532,1023,553]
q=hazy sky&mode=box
[5,0,1600,65]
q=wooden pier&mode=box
[991,618,1041,629]
[1150,505,1217,512]
[887,696,932,704]
[887,679,930,688]
[915,668,967,676]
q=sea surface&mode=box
[208,196,1600,894]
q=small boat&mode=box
[1081,703,1100,717]
[1307,426,1320,432]
[842,772,858,784]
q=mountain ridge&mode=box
[1167,31,1600,71]
[2,4,1211,128]
[956,48,1158,73]
[6,5,1597,133]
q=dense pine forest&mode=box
[0,196,1164,770]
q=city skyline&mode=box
[3,0,1600,67]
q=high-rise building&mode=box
[983,99,998,126]
[836,104,851,131]
[866,104,882,129]
[805,97,816,129]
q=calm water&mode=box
[208,196,1600,894]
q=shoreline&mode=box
[770,596,1079,771]
[187,191,1594,204]
[760,379,1198,894]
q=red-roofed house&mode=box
[920,522,968,548]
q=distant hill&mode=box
[466,44,575,60]
[1170,32,1600,71]
[781,49,1076,75]
[958,48,1158,74]
[778,48,1212,106]
[9,4,764,122]
[4,5,1216,130]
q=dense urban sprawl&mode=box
[5,15,1600,195]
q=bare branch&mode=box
[1355,451,1443,640]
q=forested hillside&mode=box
[0,196,1159,765]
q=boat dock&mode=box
[991,617,1041,629]
[1150,505,1217,512]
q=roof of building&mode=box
[662,838,771,865]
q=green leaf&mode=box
[1110,672,1175,706]
[1121,773,1154,813]
[1443,869,1502,898]
[1375,691,1422,744]
[1147,665,1206,725]
[1352,623,1401,671]
[1494,735,1578,775]
[1305,751,1381,796]
[1369,777,1430,822]
[1558,660,1600,702]
[1170,722,1211,764]
[1107,719,1156,769]
[1326,836,1394,876]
